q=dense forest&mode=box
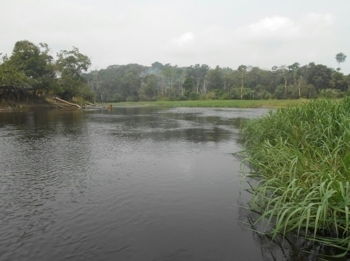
[85,56,349,102]
[1,40,349,103]
[0,41,93,102]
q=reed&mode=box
[242,98,350,256]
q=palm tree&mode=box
[335,52,347,71]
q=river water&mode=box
[0,107,281,261]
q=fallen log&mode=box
[54,97,81,109]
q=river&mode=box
[0,107,285,261]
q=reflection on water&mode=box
[0,106,309,261]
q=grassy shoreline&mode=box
[103,99,310,108]
[0,98,330,111]
[242,98,350,257]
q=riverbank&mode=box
[0,96,87,112]
[0,102,55,112]
[1,98,331,111]
[242,98,350,257]
[105,99,310,108]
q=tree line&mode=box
[86,55,349,102]
[1,40,348,102]
[0,40,92,101]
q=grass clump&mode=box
[242,98,350,256]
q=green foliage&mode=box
[56,47,91,77]
[301,83,317,98]
[0,41,92,101]
[2,40,348,103]
[183,75,195,96]
[139,74,158,101]
[8,41,56,91]
[319,89,344,98]
[336,52,347,71]
[0,62,33,87]
[242,98,350,256]
[201,90,218,100]
[331,71,348,91]
[304,63,333,90]
[85,60,349,102]
[188,92,199,100]
[56,47,91,99]
[206,66,224,91]
[0,41,48,90]
[254,89,273,99]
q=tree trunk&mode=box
[203,80,207,94]
[240,73,244,100]
[284,78,287,98]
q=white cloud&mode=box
[171,32,195,47]
[235,13,334,43]
[304,13,334,26]
[161,13,338,69]
[0,0,348,73]
[248,16,297,33]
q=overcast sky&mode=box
[1,0,349,72]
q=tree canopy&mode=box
[0,40,92,100]
[336,52,347,71]
[2,42,348,102]
[85,58,349,102]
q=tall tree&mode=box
[238,65,247,99]
[288,63,300,97]
[206,66,224,92]
[9,40,55,92]
[183,74,195,98]
[0,62,32,87]
[335,52,347,71]
[56,47,91,99]
[304,63,332,91]
[139,74,158,100]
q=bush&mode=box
[112,93,123,102]
[301,84,317,98]
[187,92,200,100]
[319,88,344,99]
[200,91,217,100]
[126,95,138,102]
[254,90,273,100]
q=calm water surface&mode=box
[0,107,281,261]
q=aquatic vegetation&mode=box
[242,98,350,257]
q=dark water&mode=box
[0,107,282,261]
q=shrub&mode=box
[319,88,344,99]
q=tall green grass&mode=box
[242,98,350,256]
